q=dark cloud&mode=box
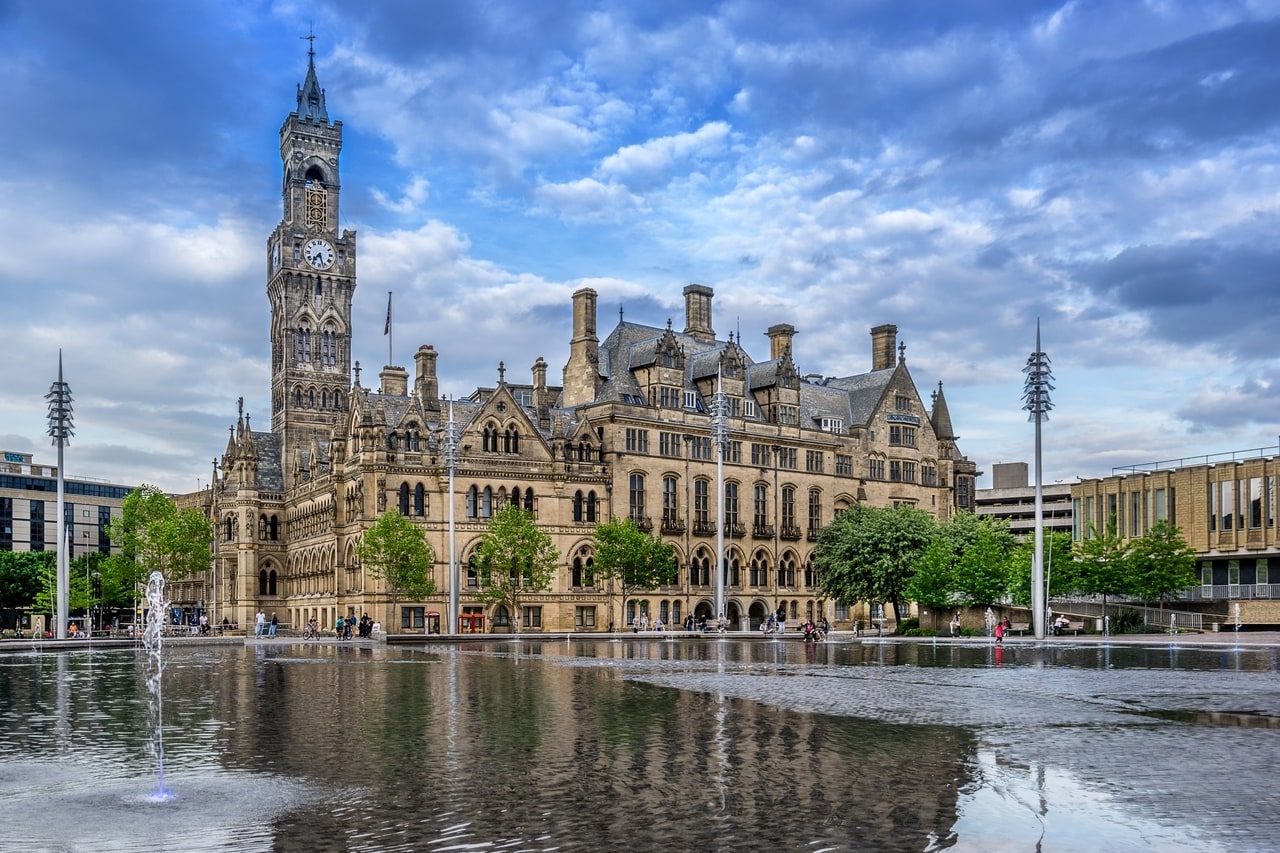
[1177,375,1280,433]
[1080,240,1280,355]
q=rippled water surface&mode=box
[2,637,1278,852]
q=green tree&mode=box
[472,505,559,633]
[105,485,214,593]
[814,503,937,621]
[33,559,90,622]
[1072,521,1132,624]
[952,521,1017,608]
[592,516,678,631]
[1008,530,1076,606]
[905,536,956,631]
[0,551,50,610]
[1129,521,1198,619]
[356,509,437,628]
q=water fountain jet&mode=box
[143,570,173,802]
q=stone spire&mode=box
[296,34,328,121]
[931,381,955,441]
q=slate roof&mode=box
[253,431,284,493]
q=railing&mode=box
[1182,584,1280,601]
[780,525,802,541]
[692,520,717,536]
[1051,597,1204,630]
[752,523,774,539]
[1112,443,1280,475]
[631,515,653,532]
[661,518,686,535]
[726,522,747,539]
[806,528,820,541]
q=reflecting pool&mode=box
[2,637,1279,852]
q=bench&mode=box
[1009,622,1031,636]
[1052,620,1086,636]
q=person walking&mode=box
[268,612,279,638]
[255,609,266,638]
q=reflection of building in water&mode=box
[1073,445,1280,625]
[178,49,978,637]
[179,643,971,849]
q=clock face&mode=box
[304,238,335,270]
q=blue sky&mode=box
[2,0,1279,494]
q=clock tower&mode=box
[268,45,356,488]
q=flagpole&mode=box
[385,291,393,365]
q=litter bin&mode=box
[1095,618,1104,632]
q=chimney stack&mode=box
[414,345,439,411]
[870,324,898,371]
[561,288,601,408]
[683,284,715,343]
[765,323,796,360]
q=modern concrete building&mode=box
[1072,445,1280,624]
[0,449,131,556]
[974,462,1073,540]
[182,52,980,634]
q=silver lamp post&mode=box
[444,397,460,635]
[710,365,729,626]
[1021,321,1054,640]
[46,351,74,640]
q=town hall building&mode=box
[177,51,979,635]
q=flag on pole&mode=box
[384,292,392,335]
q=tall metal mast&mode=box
[1022,320,1054,640]
[46,351,74,640]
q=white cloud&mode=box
[599,122,733,187]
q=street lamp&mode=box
[90,570,101,635]
[443,397,460,635]
[1021,320,1055,640]
[710,364,730,626]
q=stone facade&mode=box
[181,56,979,634]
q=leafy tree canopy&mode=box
[356,509,436,606]
[105,484,213,588]
[1008,531,1076,606]
[592,516,678,627]
[0,551,52,610]
[1129,521,1198,604]
[1072,520,1132,607]
[814,503,936,620]
[472,505,559,631]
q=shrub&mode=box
[896,617,920,635]
[1110,608,1144,634]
